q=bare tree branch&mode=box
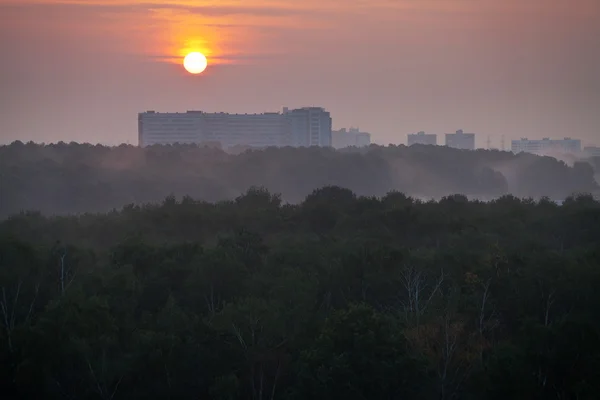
[87,358,105,398]
[108,375,124,400]
[1,286,13,352]
[399,265,444,326]
[232,323,247,350]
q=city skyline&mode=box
[137,106,594,153]
[2,0,600,147]
[3,98,597,151]
[138,106,587,152]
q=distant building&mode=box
[584,146,600,157]
[332,128,371,149]
[511,138,582,155]
[138,107,332,149]
[201,112,291,149]
[283,107,332,147]
[407,131,437,146]
[445,129,475,150]
[137,111,203,147]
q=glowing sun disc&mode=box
[183,52,208,74]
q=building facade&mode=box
[511,138,582,155]
[138,107,332,149]
[332,128,371,149]
[283,107,332,147]
[407,131,437,146]
[583,146,600,158]
[201,112,291,148]
[137,111,203,147]
[445,129,475,150]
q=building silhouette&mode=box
[282,107,332,147]
[138,107,332,149]
[445,129,475,150]
[332,128,371,149]
[511,137,581,155]
[584,146,600,157]
[407,131,437,146]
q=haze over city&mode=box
[2,0,599,147]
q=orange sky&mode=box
[1,0,599,147]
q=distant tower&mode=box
[486,135,491,149]
[500,135,505,151]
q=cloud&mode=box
[7,0,596,68]
[0,1,332,18]
[1,0,335,66]
[146,52,285,65]
[0,0,338,35]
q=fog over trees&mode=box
[1,142,600,399]
[1,141,598,218]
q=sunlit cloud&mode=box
[2,0,598,68]
[1,0,357,66]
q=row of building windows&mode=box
[138,108,332,149]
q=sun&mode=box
[183,52,208,74]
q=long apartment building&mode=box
[511,137,581,155]
[138,107,332,149]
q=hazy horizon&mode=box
[2,0,599,148]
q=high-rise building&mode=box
[332,128,371,149]
[138,107,332,149]
[407,131,437,146]
[511,138,582,155]
[283,107,332,147]
[445,129,475,150]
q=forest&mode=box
[1,184,600,399]
[1,141,599,218]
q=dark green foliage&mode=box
[1,182,600,399]
[297,304,428,399]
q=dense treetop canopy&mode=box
[1,183,600,399]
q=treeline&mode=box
[1,187,600,399]
[1,141,598,218]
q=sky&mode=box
[1,0,599,148]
